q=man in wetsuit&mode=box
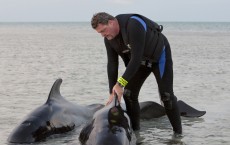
[91,12,182,135]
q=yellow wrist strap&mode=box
[117,77,128,87]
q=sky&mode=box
[0,0,230,22]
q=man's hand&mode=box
[113,83,124,103]
[106,94,114,106]
[106,83,123,105]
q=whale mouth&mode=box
[8,122,37,143]
[108,106,129,128]
[107,106,132,142]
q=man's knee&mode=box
[124,88,140,103]
[123,89,132,97]
[123,89,140,130]
[160,92,177,110]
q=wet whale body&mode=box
[139,100,206,119]
[78,97,206,144]
[79,96,132,145]
[8,78,206,143]
[7,79,103,143]
[79,98,206,145]
[7,79,163,143]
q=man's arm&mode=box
[121,18,146,83]
[104,38,119,93]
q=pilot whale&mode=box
[79,96,132,145]
[8,78,205,143]
[79,99,205,145]
[7,78,103,143]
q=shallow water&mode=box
[0,22,230,145]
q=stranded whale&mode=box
[7,78,103,143]
[8,78,205,143]
[79,99,206,145]
[79,96,132,145]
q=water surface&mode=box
[0,22,230,145]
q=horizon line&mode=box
[0,20,230,23]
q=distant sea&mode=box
[0,22,230,145]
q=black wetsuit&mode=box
[104,14,182,134]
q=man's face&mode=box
[95,20,117,40]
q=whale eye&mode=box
[22,121,31,126]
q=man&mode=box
[91,12,182,135]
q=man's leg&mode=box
[152,41,182,134]
[123,66,151,130]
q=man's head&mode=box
[91,12,120,40]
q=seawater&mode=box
[0,22,230,145]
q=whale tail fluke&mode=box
[177,100,206,117]
[139,100,206,119]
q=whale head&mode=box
[7,78,74,143]
[79,96,132,145]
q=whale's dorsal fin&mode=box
[47,78,63,102]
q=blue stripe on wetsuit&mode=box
[131,16,165,78]
[159,46,166,78]
[130,16,147,31]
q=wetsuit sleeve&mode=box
[104,38,119,93]
[121,18,146,82]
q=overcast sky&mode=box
[0,0,229,22]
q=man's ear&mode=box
[108,20,113,26]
